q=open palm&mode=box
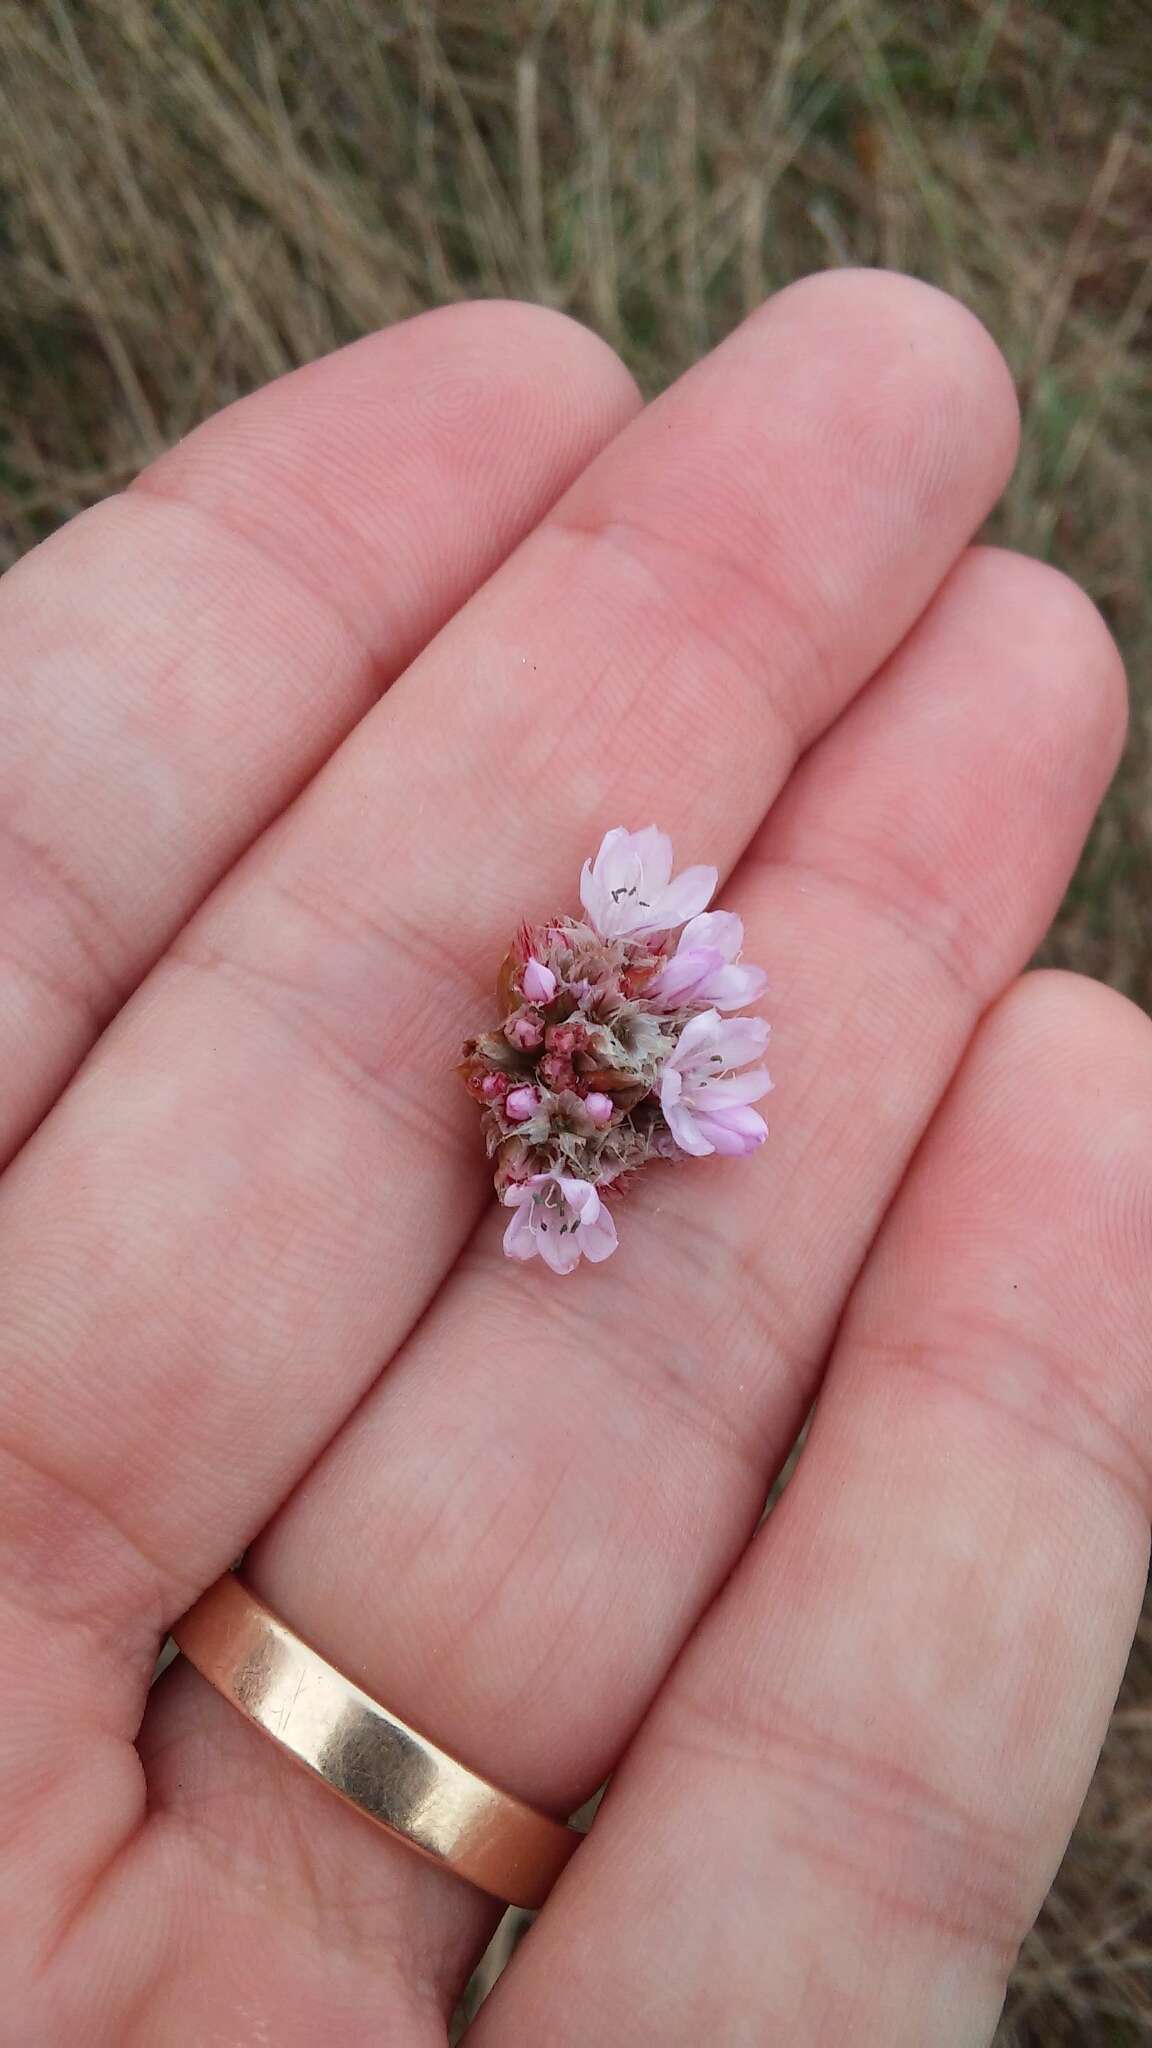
[3,272,1149,2047]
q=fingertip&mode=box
[942,545,1129,772]
[928,968,1152,1443]
[768,268,1020,439]
[745,267,1021,516]
[144,297,639,497]
[417,297,642,421]
[987,968,1152,1089]
[941,968,1152,1245]
[132,298,639,655]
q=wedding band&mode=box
[172,1574,581,1908]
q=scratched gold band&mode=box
[172,1574,580,1909]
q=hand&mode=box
[2,272,1147,2048]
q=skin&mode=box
[1,270,1149,2046]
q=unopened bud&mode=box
[505,1012,544,1050]
[505,1085,541,1123]
[521,958,557,1003]
[540,1053,576,1092]
[546,1020,585,1056]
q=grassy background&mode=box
[2,1,1150,2038]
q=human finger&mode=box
[476,973,1152,2046]
[0,301,638,1165]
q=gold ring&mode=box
[172,1574,581,1909]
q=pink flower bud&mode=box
[505,1085,541,1123]
[540,1053,576,1092]
[522,958,557,1003]
[546,1021,585,1057]
[480,1073,508,1102]
[584,1091,615,1128]
[505,1011,544,1050]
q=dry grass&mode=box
[2,1,1151,2038]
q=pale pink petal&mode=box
[555,1174,600,1223]
[625,826,674,889]
[589,825,631,872]
[536,1217,581,1274]
[696,1105,768,1156]
[677,910,744,961]
[502,1205,539,1259]
[648,946,725,1007]
[502,1183,533,1210]
[647,863,717,933]
[580,828,713,939]
[695,1068,773,1109]
[578,1208,619,1262]
[660,1066,684,1108]
[703,961,769,1010]
[706,1014,771,1068]
[579,855,604,929]
[668,1007,724,1064]
[580,827,649,936]
[663,1100,715,1157]
[579,829,630,933]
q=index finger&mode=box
[0,301,638,1165]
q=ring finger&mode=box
[478,971,1152,2045]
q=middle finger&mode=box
[0,271,1016,1690]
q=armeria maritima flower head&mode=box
[459,826,770,1273]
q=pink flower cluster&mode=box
[460,827,770,1274]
